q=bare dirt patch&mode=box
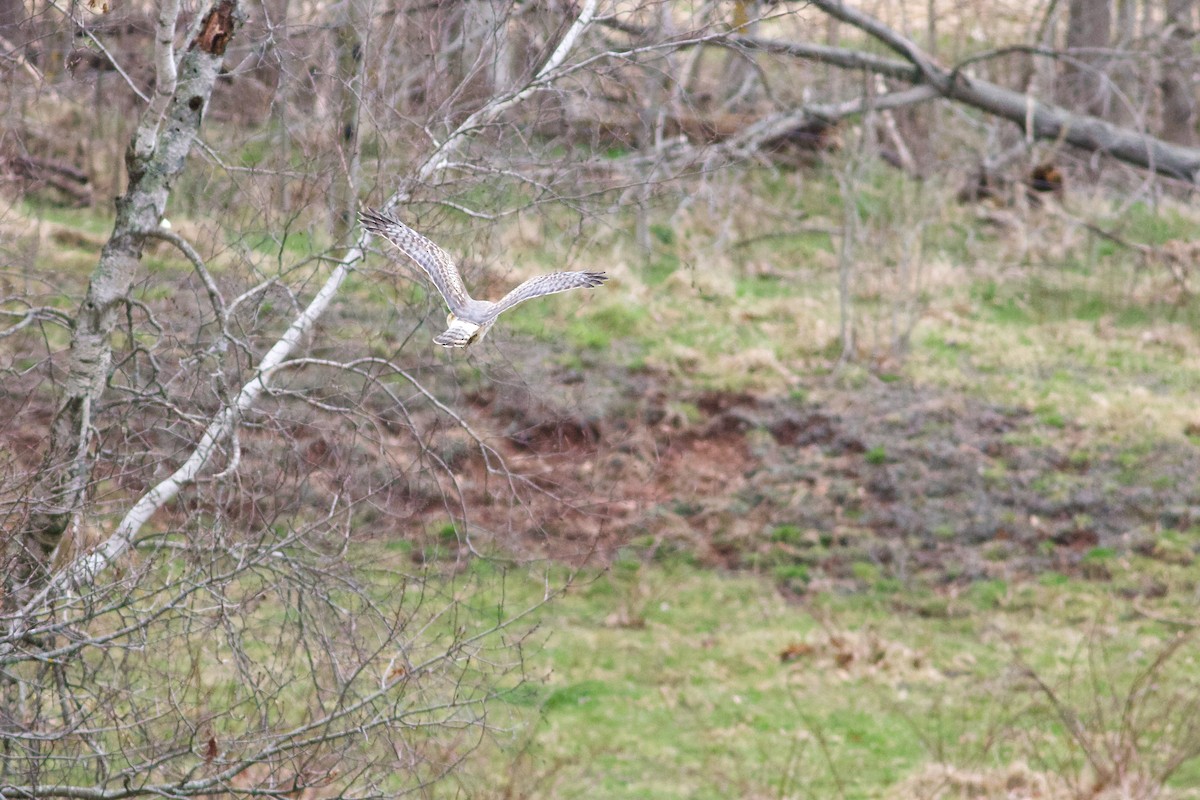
[420,372,1200,589]
[5,367,1198,590]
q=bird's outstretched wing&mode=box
[360,208,472,314]
[486,271,608,321]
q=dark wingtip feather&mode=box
[585,271,608,287]
[358,207,391,234]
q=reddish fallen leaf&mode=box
[779,642,814,662]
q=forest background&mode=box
[4,0,1200,797]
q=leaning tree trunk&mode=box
[724,0,1200,184]
[14,0,244,604]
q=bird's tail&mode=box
[433,318,481,348]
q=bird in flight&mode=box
[361,208,608,348]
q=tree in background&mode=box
[1161,0,1197,146]
[1060,0,1113,117]
[4,0,1200,795]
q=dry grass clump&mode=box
[889,760,1194,800]
[888,761,1071,800]
[779,625,940,685]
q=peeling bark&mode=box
[14,0,245,604]
[193,0,238,56]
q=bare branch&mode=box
[797,0,1200,182]
[602,3,1200,182]
[394,0,601,207]
[721,33,919,83]
[720,85,940,157]
[154,0,181,97]
[19,0,247,567]
[143,227,227,325]
[34,0,606,614]
[0,305,72,338]
[44,0,151,104]
[57,246,354,594]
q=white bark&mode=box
[70,246,359,593]
[28,0,603,613]
[19,0,245,582]
[154,0,180,96]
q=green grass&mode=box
[55,512,1200,799]
[437,555,1200,799]
[405,164,1197,434]
[1122,201,1200,244]
[26,157,1194,440]
[14,149,1200,799]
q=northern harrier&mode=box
[361,208,608,348]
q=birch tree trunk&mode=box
[14,0,244,603]
[3,2,606,791]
